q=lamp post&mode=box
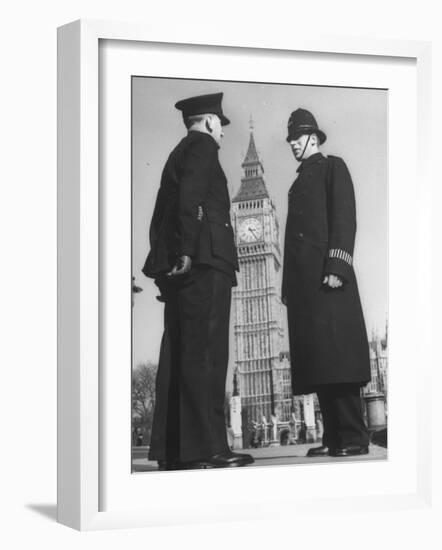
[131,276,143,307]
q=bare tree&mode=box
[132,362,158,445]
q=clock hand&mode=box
[248,227,258,238]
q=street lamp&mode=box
[132,276,143,307]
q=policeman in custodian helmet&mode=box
[283,108,371,458]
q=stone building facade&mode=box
[362,323,388,430]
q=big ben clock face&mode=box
[238,217,263,243]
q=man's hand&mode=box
[323,274,343,288]
[167,255,192,277]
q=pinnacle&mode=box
[243,131,260,166]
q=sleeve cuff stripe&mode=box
[329,248,353,266]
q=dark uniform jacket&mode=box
[282,152,371,395]
[142,130,238,282]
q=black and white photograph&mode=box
[6,0,438,543]
[131,76,388,472]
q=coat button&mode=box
[297,232,304,238]
[225,223,229,227]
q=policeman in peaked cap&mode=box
[175,92,231,126]
[282,108,372,458]
[142,92,253,470]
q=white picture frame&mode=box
[57,19,432,531]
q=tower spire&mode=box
[243,115,260,166]
[233,119,269,202]
[243,133,260,165]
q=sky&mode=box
[132,76,388,384]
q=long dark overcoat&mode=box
[282,152,371,395]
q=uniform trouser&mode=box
[316,384,369,449]
[148,266,232,462]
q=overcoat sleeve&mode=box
[324,156,357,282]
[178,137,216,257]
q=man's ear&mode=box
[205,115,214,133]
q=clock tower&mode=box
[231,120,293,445]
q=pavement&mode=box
[132,443,387,473]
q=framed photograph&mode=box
[131,76,388,472]
[57,19,432,530]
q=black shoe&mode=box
[306,445,332,457]
[330,445,369,457]
[208,451,255,468]
[157,459,182,471]
[174,451,255,470]
[178,459,218,470]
